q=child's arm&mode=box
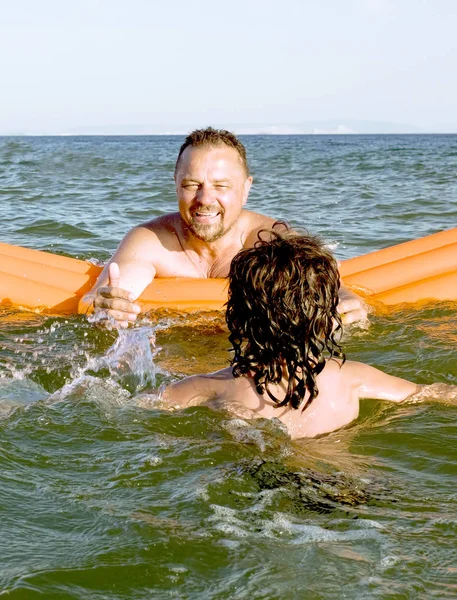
[350,362,419,402]
[352,362,457,405]
[160,375,217,408]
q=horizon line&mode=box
[1,131,457,137]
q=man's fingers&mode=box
[108,262,121,288]
[337,296,368,325]
[97,286,137,302]
[89,263,142,329]
[337,298,363,315]
[94,305,140,322]
[341,308,368,325]
[94,317,129,330]
[107,309,139,322]
[92,282,141,329]
[95,295,140,312]
[92,307,136,329]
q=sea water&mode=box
[1,134,457,598]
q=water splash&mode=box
[95,325,164,391]
[0,377,48,418]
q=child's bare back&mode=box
[162,359,418,439]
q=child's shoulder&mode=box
[320,358,370,394]
[324,358,370,376]
[162,368,234,407]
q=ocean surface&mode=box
[1,134,457,598]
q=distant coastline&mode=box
[4,132,457,137]
[1,119,446,136]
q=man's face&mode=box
[175,145,252,243]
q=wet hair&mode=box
[174,127,250,177]
[226,231,345,411]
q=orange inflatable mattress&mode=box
[1,227,457,314]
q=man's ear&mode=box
[243,176,253,205]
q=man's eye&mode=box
[183,184,198,189]
[215,185,229,190]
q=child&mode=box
[160,232,456,439]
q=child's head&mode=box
[226,231,344,411]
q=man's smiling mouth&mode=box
[194,211,220,219]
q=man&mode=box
[80,128,366,326]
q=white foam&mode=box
[208,502,383,545]
[222,419,279,452]
[46,374,129,408]
[380,555,400,568]
[133,451,163,467]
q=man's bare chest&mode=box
[153,245,233,279]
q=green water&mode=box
[1,135,457,598]
[2,304,457,598]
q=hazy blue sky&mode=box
[1,0,456,134]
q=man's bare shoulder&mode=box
[136,212,182,237]
[239,210,286,247]
[240,209,278,229]
[116,213,182,255]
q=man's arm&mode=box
[78,226,157,326]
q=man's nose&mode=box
[196,185,214,205]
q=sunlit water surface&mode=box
[1,135,457,598]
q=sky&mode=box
[1,0,456,134]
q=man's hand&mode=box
[93,262,141,328]
[337,287,368,325]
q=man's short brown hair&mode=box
[175,127,250,177]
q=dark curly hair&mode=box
[175,127,250,177]
[226,231,345,411]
